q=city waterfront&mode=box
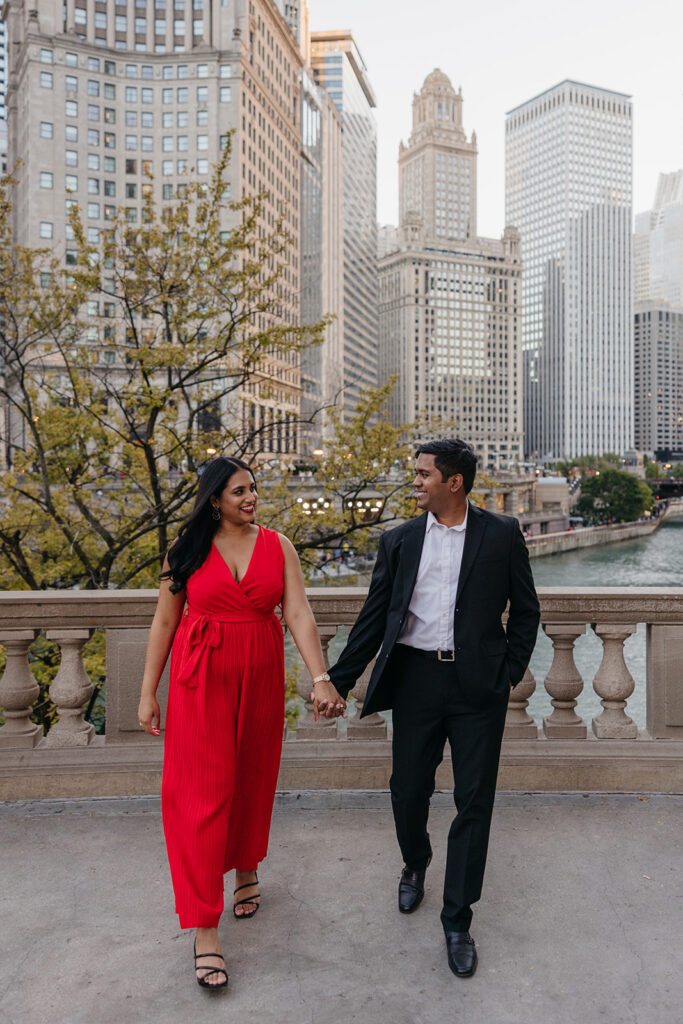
[526,515,683,728]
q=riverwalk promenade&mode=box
[3,790,682,1024]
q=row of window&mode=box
[40,49,232,79]
[41,73,232,105]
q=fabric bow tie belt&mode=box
[175,608,274,689]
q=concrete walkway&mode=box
[2,792,682,1024]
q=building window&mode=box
[104,156,116,172]
[40,48,53,64]
[65,174,78,191]
[40,172,54,189]
[193,20,203,36]
[219,134,228,150]
[88,154,100,171]
[141,112,154,128]
[162,183,173,199]
[219,86,231,103]
[177,87,188,103]
[65,52,78,67]
[89,57,101,72]
[126,183,137,199]
[87,203,100,219]
[197,63,208,78]
[126,64,138,78]
[141,87,154,104]
[197,158,209,174]
[104,60,116,76]
[126,208,138,223]
[197,134,208,150]
[162,88,173,104]
[196,109,208,126]
[65,100,78,117]
[104,181,116,196]
[115,15,127,31]
[162,136,173,152]
[87,79,100,97]
[174,20,185,35]
[162,112,173,128]
[162,160,173,175]
[136,17,148,32]
[126,86,138,102]
[126,135,137,151]
[219,63,231,78]
[177,135,188,151]
[40,122,54,139]
[141,136,153,151]
[104,108,116,124]
[104,133,116,148]
[177,64,188,78]
[177,111,188,127]
[40,72,54,89]
[104,83,116,100]
[88,129,100,145]
[104,206,116,221]
[196,85,208,103]
[88,177,100,194]
[126,159,137,173]
[126,111,138,127]
[74,7,87,24]
[65,150,78,167]
[40,222,54,238]
[141,65,153,79]
[65,75,78,92]
[88,104,100,121]
[177,159,187,174]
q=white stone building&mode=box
[506,80,633,460]
[379,70,523,471]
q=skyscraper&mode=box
[633,171,683,458]
[0,15,7,175]
[3,0,304,457]
[379,70,523,470]
[634,171,683,308]
[310,30,378,414]
[506,80,633,459]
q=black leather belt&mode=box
[397,644,455,662]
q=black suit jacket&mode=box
[329,503,540,716]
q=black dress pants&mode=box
[389,645,508,934]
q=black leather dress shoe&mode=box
[398,856,431,914]
[445,931,477,977]
[398,867,424,913]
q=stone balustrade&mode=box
[1,587,682,798]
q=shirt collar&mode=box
[426,503,469,534]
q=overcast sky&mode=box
[310,0,683,238]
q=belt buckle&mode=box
[437,649,455,662]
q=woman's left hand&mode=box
[310,680,347,720]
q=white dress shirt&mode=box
[397,506,469,652]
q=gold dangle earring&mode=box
[211,505,221,521]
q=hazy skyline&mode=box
[310,0,683,238]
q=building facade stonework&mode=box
[3,0,304,457]
[379,70,523,470]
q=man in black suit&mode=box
[327,439,540,977]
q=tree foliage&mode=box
[574,469,654,524]
[0,154,431,589]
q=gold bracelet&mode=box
[312,672,331,685]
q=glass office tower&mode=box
[506,80,633,459]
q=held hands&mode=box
[310,680,347,721]
[137,694,161,736]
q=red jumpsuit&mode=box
[161,525,285,928]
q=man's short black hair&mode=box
[415,439,478,494]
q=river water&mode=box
[525,515,683,729]
[292,516,683,730]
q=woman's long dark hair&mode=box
[163,457,255,593]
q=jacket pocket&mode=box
[484,638,508,655]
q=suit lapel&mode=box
[456,502,487,602]
[399,513,428,609]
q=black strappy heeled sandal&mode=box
[194,937,229,989]
[233,873,260,920]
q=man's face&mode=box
[412,453,462,512]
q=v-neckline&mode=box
[212,526,261,587]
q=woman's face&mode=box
[211,469,258,526]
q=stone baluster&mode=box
[504,666,538,738]
[293,625,338,740]
[542,624,587,738]
[0,630,41,748]
[40,630,95,748]
[590,623,638,738]
[347,659,387,740]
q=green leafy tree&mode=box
[574,469,654,524]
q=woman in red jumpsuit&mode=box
[138,457,346,989]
